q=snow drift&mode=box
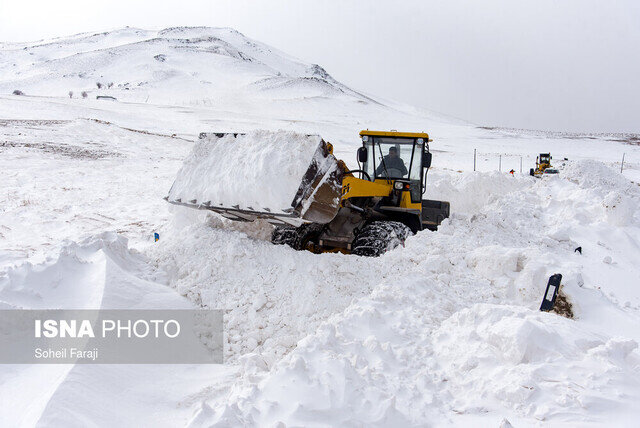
[0,233,202,427]
[0,232,190,310]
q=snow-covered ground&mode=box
[1,27,639,427]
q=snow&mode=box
[0,26,364,107]
[168,130,322,212]
[433,304,640,422]
[0,232,225,427]
[1,26,640,427]
[161,158,640,426]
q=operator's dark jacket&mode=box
[376,155,408,176]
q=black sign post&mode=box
[540,274,563,312]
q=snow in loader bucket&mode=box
[166,130,344,226]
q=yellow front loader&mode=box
[530,153,553,176]
[167,130,450,256]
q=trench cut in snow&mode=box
[167,130,323,213]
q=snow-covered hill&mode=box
[1,27,640,427]
[0,26,374,106]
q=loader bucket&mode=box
[166,130,344,226]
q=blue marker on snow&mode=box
[154,233,160,242]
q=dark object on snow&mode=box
[553,289,574,318]
[96,95,117,101]
[154,233,160,242]
[81,91,88,98]
[154,54,167,62]
[12,89,24,95]
[540,274,563,312]
[574,246,582,254]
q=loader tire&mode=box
[352,221,413,257]
[293,223,324,251]
[271,223,324,251]
[271,226,297,248]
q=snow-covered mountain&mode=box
[0,26,374,105]
[1,27,640,427]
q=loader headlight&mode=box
[362,136,369,142]
[394,181,411,191]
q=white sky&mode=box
[1,0,639,133]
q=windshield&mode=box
[362,137,423,181]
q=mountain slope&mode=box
[0,26,374,105]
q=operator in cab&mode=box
[376,146,408,177]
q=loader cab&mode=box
[538,153,551,166]
[358,131,431,202]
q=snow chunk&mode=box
[168,130,323,212]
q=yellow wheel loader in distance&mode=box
[166,130,450,256]
[530,152,554,176]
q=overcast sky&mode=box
[1,0,639,133]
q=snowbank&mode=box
[433,304,640,421]
[167,130,322,212]
[161,160,640,426]
[0,232,190,310]
[149,213,379,363]
[426,170,529,214]
[0,233,210,428]
[563,160,640,226]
